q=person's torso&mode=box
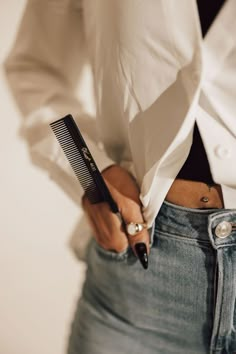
[82,0,236,225]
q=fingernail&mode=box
[134,243,148,270]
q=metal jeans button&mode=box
[215,221,232,238]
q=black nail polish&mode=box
[134,243,148,270]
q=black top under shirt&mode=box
[176,0,225,184]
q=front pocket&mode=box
[93,239,131,261]
[92,224,155,262]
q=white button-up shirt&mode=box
[4,0,236,259]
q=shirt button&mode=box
[215,221,232,238]
[215,145,231,159]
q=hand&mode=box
[82,164,150,269]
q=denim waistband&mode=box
[155,200,236,244]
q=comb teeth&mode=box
[50,117,103,204]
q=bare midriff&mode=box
[165,179,224,209]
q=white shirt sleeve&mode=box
[3,0,115,206]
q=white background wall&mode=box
[0,2,86,354]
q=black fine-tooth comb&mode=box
[49,114,122,219]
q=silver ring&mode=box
[126,222,147,236]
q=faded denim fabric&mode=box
[67,201,236,354]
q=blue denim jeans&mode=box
[67,201,236,354]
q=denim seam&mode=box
[215,242,236,248]
[210,345,223,351]
[163,200,222,214]
[210,212,236,227]
[155,230,212,248]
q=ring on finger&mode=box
[126,222,147,236]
